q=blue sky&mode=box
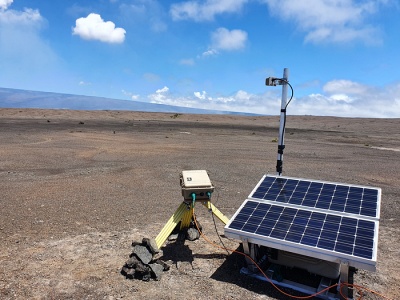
[0,0,399,117]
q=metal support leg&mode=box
[180,205,193,229]
[339,262,349,300]
[242,239,257,272]
[154,202,188,249]
[202,201,230,224]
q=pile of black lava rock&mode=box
[121,238,170,281]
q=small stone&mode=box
[125,256,141,268]
[131,241,141,247]
[149,263,164,280]
[134,260,149,274]
[191,220,202,232]
[121,266,135,278]
[142,238,160,255]
[152,250,164,261]
[155,259,170,271]
[132,245,152,264]
[168,233,179,241]
[186,227,200,241]
[142,273,151,281]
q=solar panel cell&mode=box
[286,232,303,243]
[358,219,375,230]
[256,226,273,236]
[337,233,355,244]
[355,237,373,248]
[345,205,360,214]
[270,229,287,239]
[228,220,244,230]
[320,230,338,240]
[308,219,324,230]
[353,247,372,259]
[317,239,336,251]
[235,213,249,222]
[322,222,340,233]
[301,235,319,247]
[335,243,354,255]
[242,223,258,233]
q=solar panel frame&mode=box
[224,174,381,271]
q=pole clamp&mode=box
[277,145,285,154]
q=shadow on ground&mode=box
[209,244,314,300]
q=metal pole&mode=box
[276,68,289,176]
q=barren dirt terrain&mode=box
[0,108,399,299]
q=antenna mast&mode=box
[277,68,289,176]
[265,68,290,176]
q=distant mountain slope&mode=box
[0,87,252,115]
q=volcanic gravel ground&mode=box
[0,109,399,299]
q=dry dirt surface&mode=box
[0,108,399,300]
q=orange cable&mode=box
[192,208,335,299]
[191,206,393,300]
[341,283,392,300]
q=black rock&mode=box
[125,255,141,268]
[155,259,170,271]
[142,237,160,255]
[121,266,135,278]
[149,263,164,280]
[142,273,151,281]
[132,245,152,264]
[186,227,200,241]
[135,261,150,274]
[131,241,142,247]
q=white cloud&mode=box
[0,0,12,11]
[211,27,247,51]
[0,7,42,24]
[148,87,280,113]
[0,5,61,90]
[194,91,208,100]
[156,86,169,93]
[200,48,219,57]
[180,58,195,66]
[143,80,400,118]
[148,86,178,104]
[122,89,140,100]
[143,72,161,82]
[330,94,353,103]
[323,79,370,95]
[170,0,249,21]
[293,81,400,117]
[72,13,126,44]
[264,0,386,44]
[79,81,91,86]
[119,1,167,33]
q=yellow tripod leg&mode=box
[180,206,194,229]
[202,201,230,225]
[154,202,189,249]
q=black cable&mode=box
[275,78,294,175]
[209,192,230,256]
[280,79,294,109]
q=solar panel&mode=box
[224,175,381,271]
[248,175,380,219]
